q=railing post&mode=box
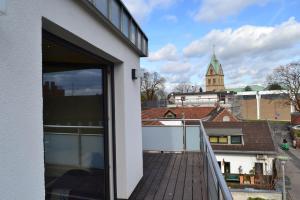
[218,179,220,200]
[183,120,186,151]
[206,145,209,200]
[78,128,82,167]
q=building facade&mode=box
[203,122,277,178]
[234,91,293,121]
[206,53,225,92]
[0,0,148,199]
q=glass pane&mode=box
[43,69,104,126]
[231,136,242,144]
[95,0,108,17]
[131,23,136,44]
[122,12,129,37]
[137,30,141,50]
[43,67,106,200]
[111,0,120,28]
[209,136,218,143]
[219,136,228,144]
[142,37,147,54]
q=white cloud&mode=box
[163,15,178,23]
[122,0,177,22]
[183,17,300,59]
[148,44,179,61]
[160,61,192,74]
[194,0,268,22]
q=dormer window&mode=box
[231,136,242,144]
[163,110,176,119]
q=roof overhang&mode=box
[213,150,277,155]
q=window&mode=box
[122,11,130,37]
[231,136,242,144]
[219,136,228,144]
[210,69,214,75]
[213,78,216,84]
[209,136,229,144]
[223,116,230,122]
[137,30,142,50]
[142,37,147,54]
[208,79,211,84]
[209,136,218,143]
[130,22,137,44]
[95,0,108,17]
[111,0,121,28]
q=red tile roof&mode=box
[203,121,276,153]
[142,107,215,120]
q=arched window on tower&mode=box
[210,69,214,75]
[208,79,211,84]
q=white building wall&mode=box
[215,154,274,175]
[0,0,143,199]
[174,94,218,106]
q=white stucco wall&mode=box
[215,153,275,175]
[0,0,143,199]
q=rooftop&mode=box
[203,121,276,154]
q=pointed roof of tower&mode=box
[206,50,223,75]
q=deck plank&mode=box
[144,154,172,200]
[193,153,202,200]
[163,154,182,200]
[130,153,161,199]
[183,153,193,200]
[129,152,205,200]
[153,154,177,200]
[173,153,188,200]
[135,154,166,200]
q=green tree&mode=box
[244,86,252,91]
[266,82,283,90]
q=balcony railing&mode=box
[142,119,233,200]
[83,0,148,56]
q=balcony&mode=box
[130,119,233,200]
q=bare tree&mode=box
[268,62,300,111]
[173,83,200,93]
[140,69,166,102]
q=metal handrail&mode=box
[142,118,233,200]
[200,120,233,200]
[44,125,104,129]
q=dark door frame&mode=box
[42,30,117,200]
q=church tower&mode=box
[205,50,225,92]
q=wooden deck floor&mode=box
[129,152,206,200]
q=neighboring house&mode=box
[234,91,293,121]
[0,1,148,199]
[203,121,277,178]
[142,106,239,125]
[168,91,235,107]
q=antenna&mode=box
[212,44,216,55]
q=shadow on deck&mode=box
[129,152,206,200]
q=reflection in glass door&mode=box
[43,66,107,200]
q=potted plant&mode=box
[238,166,244,184]
[249,167,255,184]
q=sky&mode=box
[122,0,300,91]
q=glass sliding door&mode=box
[43,66,107,200]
